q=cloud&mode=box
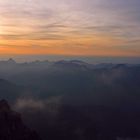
[14,98,45,110]
[14,96,63,113]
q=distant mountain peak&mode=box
[7,58,16,64]
[0,58,16,65]
[54,60,88,66]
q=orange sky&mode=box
[0,0,140,57]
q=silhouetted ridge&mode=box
[7,58,16,64]
[0,99,41,140]
[0,58,16,65]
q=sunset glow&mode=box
[0,0,140,56]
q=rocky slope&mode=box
[0,99,41,140]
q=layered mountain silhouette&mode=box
[0,58,16,66]
[0,59,140,139]
[0,99,41,140]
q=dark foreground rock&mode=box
[0,99,41,140]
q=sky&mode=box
[0,0,140,57]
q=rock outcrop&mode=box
[0,99,42,140]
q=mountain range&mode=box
[0,59,140,139]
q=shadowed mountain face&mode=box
[0,99,41,140]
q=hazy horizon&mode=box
[0,55,140,64]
